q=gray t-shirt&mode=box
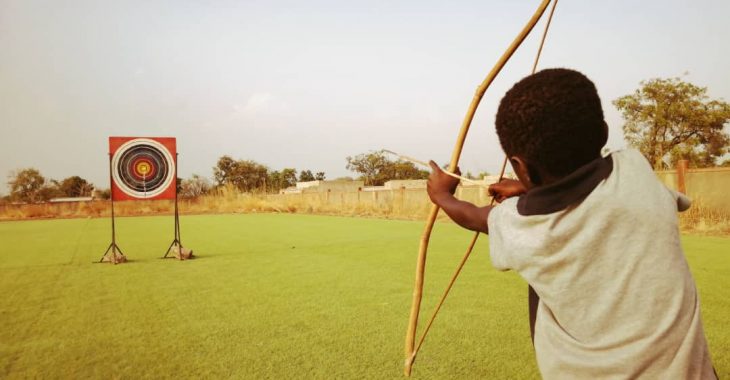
[488,149,715,379]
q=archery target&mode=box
[109,137,177,200]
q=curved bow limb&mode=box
[403,0,554,376]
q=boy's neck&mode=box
[534,172,561,187]
[514,153,604,190]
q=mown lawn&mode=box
[0,214,727,379]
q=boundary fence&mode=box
[656,161,730,213]
[1,164,728,232]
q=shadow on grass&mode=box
[91,258,141,264]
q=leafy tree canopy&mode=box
[213,156,268,192]
[268,168,298,192]
[345,151,429,186]
[8,168,47,203]
[180,174,211,198]
[299,170,315,182]
[613,77,730,169]
[56,176,93,197]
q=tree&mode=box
[38,185,63,201]
[345,151,388,186]
[384,161,430,182]
[94,188,111,200]
[346,151,429,186]
[213,155,238,186]
[281,168,298,188]
[268,170,282,192]
[315,171,326,181]
[267,168,297,192]
[57,176,93,197]
[213,156,269,192]
[234,160,268,192]
[180,174,211,198]
[613,77,730,169]
[299,170,315,182]
[8,168,46,203]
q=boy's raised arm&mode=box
[427,161,491,233]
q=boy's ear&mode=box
[509,156,539,189]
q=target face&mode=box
[109,137,177,200]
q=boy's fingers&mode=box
[428,160,441,172]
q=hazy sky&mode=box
[1,0,729,194]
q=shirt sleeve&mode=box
[666,187,692,212]
[487,200,515,271]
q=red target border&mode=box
[109,137,177,201]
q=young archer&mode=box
[426,68,716,379]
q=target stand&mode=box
[99,137,193,264]
[98,152,128,264]
[163,156,193,261]
[100,242,127,264]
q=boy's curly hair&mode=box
[495,68,607,178]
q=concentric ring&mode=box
[111,138,176,199]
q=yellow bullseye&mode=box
[136,162,151,176]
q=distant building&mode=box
[281,180,365,194]
[49,197,94,203]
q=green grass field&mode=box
[0,214,727,379]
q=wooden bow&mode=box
[403,0,558,376]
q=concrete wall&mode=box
[656,167,730,212]
[296,180,365,193]
[384,180,426,189]
[266,183,493,215]
[270,168,730,215]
